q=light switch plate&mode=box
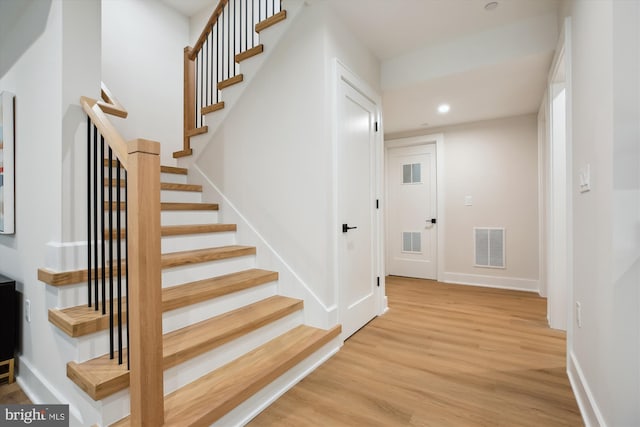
[464,196,473,206]
[579,164,591,193]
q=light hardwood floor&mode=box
[0,381,30,405]
[250,276,583,426]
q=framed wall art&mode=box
[0,91,15,234]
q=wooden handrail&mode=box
[80,88,164,424]
[98,82,128,119]
[80,96,130,169]
[189,0,229,61]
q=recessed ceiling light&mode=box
[484,2,499,11]
[437,104,450,114]
[420,122,430,127]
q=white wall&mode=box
[568,0,640,425]
[193,2,380,320]
[387,115,540,291]
[0,1,104,425]
[102,0,189,165]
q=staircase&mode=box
[36,2,342,424]
[39,162,341,426]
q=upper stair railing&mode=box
[80,84,164,425]
[175,0,284,158]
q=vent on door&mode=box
[402,231,422,253]
[474,228,505,268]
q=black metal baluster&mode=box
[108,148,114,360]
[228,3,231,78]
[101,136,106,315]
[221,10,225,80]
[87,118,92,308]
[93,125,99,311]
[199,50,204,126]
[217,21,220,103]
[209,30,213,105]
[116,159,123,365]
[204,38,208,109]
[125,169,130,369]
[245,0,248,51]
[240,0,243,54]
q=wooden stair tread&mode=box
[39,245,252,287]
[49,269,278,337]
[217,74,244,90]
[67,296,303,400]
[162,245,256,269]
[102,202,219,211]
[104,159,187,175]
[105,223,237,240]
[255,10,287,33]
[186,126,208,137]
[235,44,264,63]
[173,148,193,159]
[201,102,224,115]
[112,324,341,427]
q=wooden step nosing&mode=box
[104,160,188,175]
[217,74,244,90]
[235,44,264,63]
[161,246,257,269]
[173,149,193,159]
[255,10,287,33]
[202,102,225,115]
[186,126,209,137]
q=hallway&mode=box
[250,276,582,426]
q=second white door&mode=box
[337,75,379,339]
[387,144,437,279]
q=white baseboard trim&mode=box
[191,164,335,329]
[441,272,539,293]
[16,356,85,426]
[567,351,607,427]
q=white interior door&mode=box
[337,76,379,340]
[387,144,437,279]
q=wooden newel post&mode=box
[182,46,196,155]
[127,139,164,426]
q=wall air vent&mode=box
[474,227,505,268]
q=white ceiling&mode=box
[0,0,31,42]
[325,0,560,61]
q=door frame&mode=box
[542,17,573,335]
[331,58,386,320]
[385,134,445,281]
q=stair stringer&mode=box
[179,0,306,166]
[190,164,339,331]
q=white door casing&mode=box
[334,60,382,340]
[386,144,437,279]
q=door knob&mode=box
[342,224,358,233]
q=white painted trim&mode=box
[44,240,89,272]
[567,351,607,427]
[537,92,548,298]
[331,58,386,319]
[16,357,85,426]
[441,272,539,293]
[384,133,445,281]
[191,165,336,327]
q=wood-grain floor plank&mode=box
[249,276,583,427]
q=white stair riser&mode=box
[162,282,278,334]
[103,188,201,204]
[162,255,256,288]
[98,311,304,427]
[161,232,236,253]
[162,210,219,226]
[160,172,188,184]
[160,190,202,203]
[70,282,279,362]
